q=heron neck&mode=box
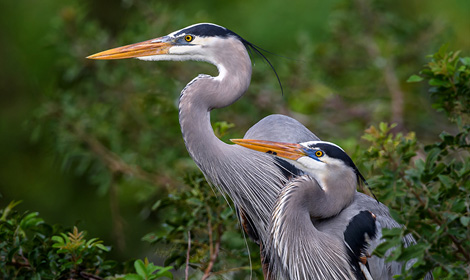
[177,43,283,241]
[269,177,355,279]
[314,170,356,219]
[178,41,252,166]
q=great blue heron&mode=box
[231,139,381,279]
[87,23,430,279]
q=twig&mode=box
[400,171,470,262]
[355,0,405,132]
[109,175,126,252]
[202,224,222,280]
[185,231,191,280]
[207,218,213,258]
[384,62,405,131]
[211,266,260,276]
[72,125,171,188]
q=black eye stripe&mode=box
[309,143,358,169]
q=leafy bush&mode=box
[0,201,115,278]
[0,201,173,279]
[360,48,470,279]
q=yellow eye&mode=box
[185,35,193,42]
[315,150,324,157]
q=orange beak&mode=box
[230,139,306,160]
[87,36,173,60]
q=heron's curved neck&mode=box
[177,42,283,239]
[178,41,252,165]
[269,176,356,279]
[271,176,350,237]
[312,171,357,219]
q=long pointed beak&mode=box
[231,139,307,160]
[87,36,173,60]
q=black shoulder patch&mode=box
[175,23,241,39]
[344,210,377,279]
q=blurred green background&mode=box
[0,0,469,263]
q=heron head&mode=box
[87,23,245,63]
[231,139,366,186]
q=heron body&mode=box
[88,23,431,279]
[231,139,378,279]
[269,176,375,280]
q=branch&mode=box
[385,140,470,263]
[355,0,405,132]
[202,224,222,280]
[401,174,470,262]
[211,266,260,276]
[109,175,126,251]
[383,62,405,131]
[72,125,170,188]
[185,231,191,280]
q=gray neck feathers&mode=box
[178,38,287,242]
[267,176,356,279]
[312,166,357,219]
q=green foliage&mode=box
[143,172,262,279]
[120,258,173,280]
[288,0,443,139]
[360,50,470,279]
[409,45,470,127]
[0,201,122,279]
[51,226,111,276]
[0,201,175,280]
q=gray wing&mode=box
[317,193,433,279]
[244,114,319,142]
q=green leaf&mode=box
[379,122,389,133]
[95,243,111,252]
[186,197,203,206]
[144,263,160,276]
[407,74,424,83]
[460,57,470,66]
[460,216,470,227]
[438,174,453,189]
[0,200,22,221]
[154,266,174,279]
[397,243,428,262]
[424,148,440,171]
[429,78,451,88]
[86,238,99,247]
[20,212,44,228]
[7,246,20,262]
[437,44,449,58]
[134,259,147,277]
[123,274,144,280]
[152,200,163,211]
[51,235,65,247]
